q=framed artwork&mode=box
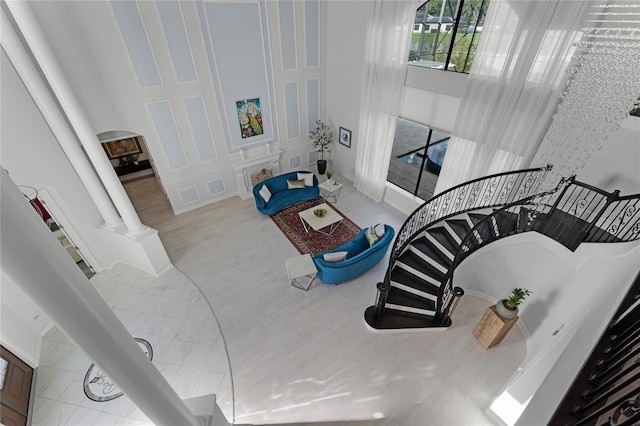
[102,137,142,159]
[339,127,352,148]
[236,98,264,139]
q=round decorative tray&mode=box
[313,208,327,217]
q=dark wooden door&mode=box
[0,346,33,426]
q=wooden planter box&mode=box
[473,305,519,349]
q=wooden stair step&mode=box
[397,251,445,282]
[410,237,453,268]
[427,226,459,256]
[386,288,436,312]
[390,267,441,297]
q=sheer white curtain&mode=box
[354,0,415,202]
[435,0,591,194]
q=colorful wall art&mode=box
[236,98,263,139]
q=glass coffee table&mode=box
[298,202,343,236]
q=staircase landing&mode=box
[364,306,451,332]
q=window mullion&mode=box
[444,0,465,71]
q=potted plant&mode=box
[309,119,334,175]
[495,287,532,319]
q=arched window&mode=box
[409,0,490,73]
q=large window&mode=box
[387,118,450,201]
[409,0,490,73]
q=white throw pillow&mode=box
[258,185,272,203]
[297,172,314,187]
[323,251,348,262]
[374,223,386,238]
[365,226,379,247]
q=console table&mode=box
[114,159,152,177]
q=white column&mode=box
[0,9,122,230]
[0,170,201,426]
[5,1,146,237]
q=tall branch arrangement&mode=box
[309,120,334,160]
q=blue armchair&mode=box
[314,225,395,285]
[253,171,319,215]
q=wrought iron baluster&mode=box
[377,167,554,323]
[617,202,640,241]
[573,388,640,425]
[603,395,640,426]
[584,362,640,401]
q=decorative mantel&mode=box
[233,149,282,200]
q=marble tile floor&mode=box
[32,265,232,425]
[33,175,527,425]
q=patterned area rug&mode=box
[270,198,361,257]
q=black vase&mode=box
[317,159,327,175]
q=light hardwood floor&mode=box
[122,176,526,426]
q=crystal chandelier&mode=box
[537,1,640,191]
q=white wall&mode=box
[25,0,326,214]
[0,272,51,367]
[400,66,467,131]
[1,46,171,366]
[0,52,115,269]
[576,116,640,195]
[517,249,639,425]
[454,233,640,423]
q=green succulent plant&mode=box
[505,288,532,309]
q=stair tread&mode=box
[468,213,488,225]
[446,219,472,241]
[410,237,452,267]
[492,210,518,234]
[386,288,436,311]
[397,251,446,281]
[365,306,441,330]
[427,226,459,254]
[390,267,441,296]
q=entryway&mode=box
[0,346,33,426]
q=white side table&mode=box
[319,180,343,203]
[285,254,317,291]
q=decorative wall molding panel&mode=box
[278,0,298,71]
[179,186,200,204]
[183,95,217,162]
[111,1,162,87]
[289,154,302,170]
[200,1,278,153]
[106,0,325,214]
[207,178,226,196]
[304,0,320,68]
[284,82,301,140]
[147,100,189,170]
[156,0,198,83]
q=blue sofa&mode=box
[313,225,395,285]
[253,171,319,215]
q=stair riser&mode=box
[390,281,438,301]
[407,246,448,274]
[423,233,455,260]
[396,263,442,287]
[386,303,435,317]
[443,222,462,244]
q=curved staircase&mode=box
[365,167,640,332]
